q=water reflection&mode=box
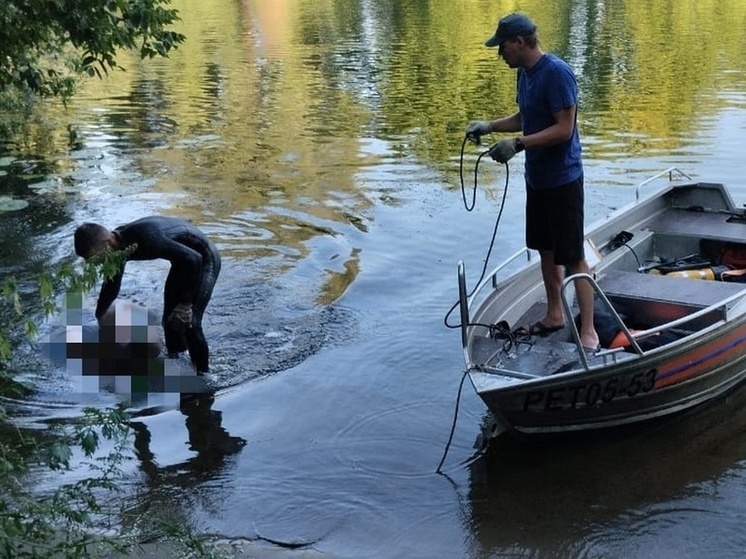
[122,393,247,542]
[0,194,75,298]
[132,392,246,480]
[2,0,746,557]
[467,387,746,557]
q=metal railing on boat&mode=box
[561,272,746,371]
[457,249,534,347]
[635,167,692,201]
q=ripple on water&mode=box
[331,400,477,479]
[211,435,466,559]
[14,247,364,412]
[204,261,363,384]
[574,500,746,559]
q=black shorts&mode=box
[525,176,585,266]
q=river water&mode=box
[3,1,746,557]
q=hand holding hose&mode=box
[488,139,517,164]
[465,121,492,144]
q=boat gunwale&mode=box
[468,310,746,390]
[459,174,746,435]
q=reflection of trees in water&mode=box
[465,391,746,556]
[0,191,75,348]
[0,195,73,271]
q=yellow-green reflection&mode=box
[15,0,746,305]
[57,0,746,173]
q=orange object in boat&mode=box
[609,329,647,349]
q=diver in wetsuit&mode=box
[74,216,221,374]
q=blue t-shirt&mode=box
[517,54,583,189]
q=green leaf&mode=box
[0,0,185,98]
[48,441,72,470]
[79,430,99,456]
[38,273,53,300]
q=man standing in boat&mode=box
[465,12,599,352]
[74,216,221,374]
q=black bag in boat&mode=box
[576,299,685,351]
[653,253,711,274]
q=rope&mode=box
[437,135,515,472]
[444,138,511,330]
[435,368,469,473]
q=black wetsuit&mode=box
[94,216,221,373]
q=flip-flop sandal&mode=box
[582,344,601,356]
[514,321,565,337]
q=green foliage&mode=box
[0,407,135,558]
[0,405,224,557]
[0,0,185,99]
[0,252,117,385]
[0,248,223,557]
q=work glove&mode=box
[168,303,193,329]
[488,139,517,164]
[465,120,492,142]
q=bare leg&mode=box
[538,250,565,328]
[566,259,599,349]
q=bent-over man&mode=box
[74,216,221,374]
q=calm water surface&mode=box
[3,1,746,557]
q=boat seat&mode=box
[597,270,746,328]
[648,208,746,244]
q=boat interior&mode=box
[465,178,746,376]
[591,183,746,335]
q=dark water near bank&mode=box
[3,0,746,557]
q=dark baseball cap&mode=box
[484,13,537,47]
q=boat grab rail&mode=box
[636,167,692,202]
[458,249,535,348]
[457,261,469,349]
[561,272,746,370]
[458,250,536,348]
[465,247,534,305]
[485,247,534,289]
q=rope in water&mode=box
[437,135,512,472]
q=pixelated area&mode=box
[40,297,209,408]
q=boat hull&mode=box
[461,176,746,436]
[471,319,746,434]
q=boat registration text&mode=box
[523,369,657,411]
